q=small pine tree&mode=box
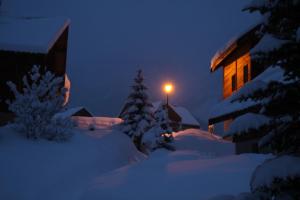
[6,65,73,141]
[121,69,154,150]
[154,104,174,142]
[141,103,176,152]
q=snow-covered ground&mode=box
[0,118,143,200]
[0,118,270,200]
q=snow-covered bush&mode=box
[44,117,73,141]
[120,69,154,151]
[6,65,73,141]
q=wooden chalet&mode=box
[0,17,70,124]
[208,23,269,154]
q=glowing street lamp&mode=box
[163,83,173,105]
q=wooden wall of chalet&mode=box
[0,27,69,112]
[46,27,69,77]
[223,52,251,98]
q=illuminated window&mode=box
[232,74,237,91]
[243,65,249,83]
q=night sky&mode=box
[3,0,259,126]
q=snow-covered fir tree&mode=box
[225,1,300,199]
[142,103,176,152]
[240,0,300,155]
[121,69,154,151]
[154,104,174,142]
[7,65,73,141]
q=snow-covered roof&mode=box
[0,17,70,54]
[152,101,200,126]
[210,23,262,72]
[172,106,199,126]
[54,107,92,119]
[209,66,286,120]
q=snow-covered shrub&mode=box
[6,65,73,141]
[120,69,154,151]
[44,117,74,141]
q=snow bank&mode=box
[82,152,270,200]
[0,125,143,200]
[173,129,234,157]
[225,113,270,136]
[251,156,300,189]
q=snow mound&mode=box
[251,155,300,189]
[82,153,270,200]
[173,129,234,157]
[0,126,143,200]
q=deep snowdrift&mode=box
[0,123,270,200]
[0,122,143,200]
[82,152,269,200]
[82,129,269,200]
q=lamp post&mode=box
[164,83,173,106]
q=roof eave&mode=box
[46,18,71,53]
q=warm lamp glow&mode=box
[164,83,173,94]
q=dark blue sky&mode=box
[3,0,259,125]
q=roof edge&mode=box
[46,18,71,53]
[210,23,262,73]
